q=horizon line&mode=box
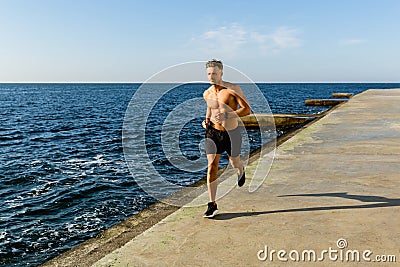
[1,81,399,84]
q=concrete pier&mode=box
[45,89,400,266]
[332,93,354,98]
[305,98,348,106]
[240,113,316,129]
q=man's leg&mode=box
[227,127,245,186]
[207,153,220,202]
[204,153,220,218]
[229,155,244,176]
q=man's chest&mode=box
[207,90,236,106]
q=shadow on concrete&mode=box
[213,192,400,220]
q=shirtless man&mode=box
[202,59,251,218]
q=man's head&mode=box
[206,59,223,85]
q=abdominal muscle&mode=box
[210,108,238,131]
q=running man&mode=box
[202,59,251,218]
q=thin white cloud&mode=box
[197,24,247,58]
[250,31,268,43]
[189,23,303,58]
[250,26,302,55]
[339,39,366,46]
[269,27,303,49]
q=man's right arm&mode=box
[206,106,211,119]
[203,90,211,127]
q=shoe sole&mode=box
[203,209,219,218]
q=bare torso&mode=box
[204,82,240,131]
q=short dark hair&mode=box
[206,59,223,70]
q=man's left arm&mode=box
[228,85,251,118]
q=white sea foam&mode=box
[0,231,7,239]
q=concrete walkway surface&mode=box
[93,89,400,266]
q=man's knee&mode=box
[207,161,218,180]
[207,162,218,174]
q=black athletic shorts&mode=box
[205,125,242,157]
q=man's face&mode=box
[206,66,222,85]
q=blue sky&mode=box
[0,0,399,82]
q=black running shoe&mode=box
[203,202,219,218]
[238,167,245,187]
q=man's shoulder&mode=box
[203,87,213,98]
[222,81,241,95]
[204,87,213,93]
[221,81,239,89]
